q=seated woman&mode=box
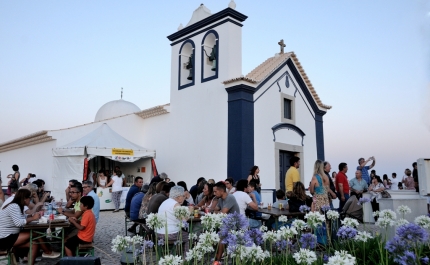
[195,180,207,205]
[288,181,313,214]
[225,178,236,194]
[177,181,194,206]
[156,186,190,253]
[368,176,385,220]
[195,182,218,212]
[0,189,60,264]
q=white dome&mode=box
[94,99,141,122]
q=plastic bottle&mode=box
[48,203,52,215]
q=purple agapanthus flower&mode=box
[299,205,310,213]
[358,197,371,205]
[323,254,330,263]
[144,240,154,248]
[396,223,429,242]
[157,239,165,246]
[218,212,249,239]
[385,236,407,254]
[299,233,317,249]
[422,257,430,264]
[182,220,189,229]
[395,250,417,265]
[275,239,288,251]
[321,205,331,212]
[223,231,253,253]
[246,228,264,246]
[336,226,358,240]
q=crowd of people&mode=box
[0,164,99,263]
[0,158,422,264]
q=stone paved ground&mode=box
[0,211,380,265]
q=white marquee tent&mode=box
[51,123,155,198]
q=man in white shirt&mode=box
[390,172,400,191]
[232,179,259,215]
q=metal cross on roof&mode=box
[121,87,123,99]
[278,39,286,54]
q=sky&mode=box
[0,0,429,179]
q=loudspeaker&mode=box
[58,257,101,265]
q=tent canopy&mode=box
[53,123,155,162]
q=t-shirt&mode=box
[251,191,262,217]
[125,185,140,212]
[130,192,145,220]
[336,171,350,195]
[0,203,27,238]
[285,167,300,191]
[233,191,252,215]
[390,178,400,191]
[87,191,100,223]
[77,210,96,242]
[74,200,82,220]
[111,176,123,192]
[272,199,288,209]
[357,165,371,185]
[349,178,368,192]
[217,194,240,214]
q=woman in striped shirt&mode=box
[0,189,60,263]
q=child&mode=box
[65,196,96,256]
[272,189,289,209]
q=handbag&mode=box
[381,190,391,198]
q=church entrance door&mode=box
[279,150,295,191]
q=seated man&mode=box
[349,170,368,199]
[125,177,144,217]
[82,180,100,223]
[65,196,96,256]
[58,183,84,238]
[214,181,240,214]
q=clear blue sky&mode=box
[1,0,429,178]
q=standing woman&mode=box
[106,170,123,212]
[97,170,108,188]
[0,190,45,264]
[247,166,261,194]
[310,160,337,212]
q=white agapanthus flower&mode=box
[198,231,220,247]
[378,209,397,220]
[326,250,356,265]
[376,217,395,228]
[305,211,325,228]
[353,231,373,243]
[158,254,183,265]
[146,213,166,230]
[326,210,340,220]
[341,218,359,228]
[111,235,132,254]
[239,244,270,263]
[397,205,412,215]
[174,206,190,220]
[293,248,317,264]
[262,230,277,242]
[259,225,268,232]
[415,215,430,229]
[201,213,225,231]
[277,226,298,240]
[278,215,289,223]
[396,218,409,227]
[372,211,380,217]
[292,219,308,231]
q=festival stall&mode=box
[51,123,156,209]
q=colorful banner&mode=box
[112,148,134,156]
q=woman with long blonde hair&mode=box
[309,160,336,212]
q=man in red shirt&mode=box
[336,162,350,212]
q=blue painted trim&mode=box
[225,84,256,182]
[271,123,306,145]
[201,30,219,83]
[178,40,195,90]
[315,114,325,160]
[167,8,247,41]
[170,18,242,46]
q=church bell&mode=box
[209,44,217,71]
[186,53,193,80]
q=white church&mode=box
[0,2,331,200]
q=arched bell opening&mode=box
[178,40,195,90]
[201,30,219,83]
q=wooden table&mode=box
[23,220,70,265]
[258,208,305,228]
